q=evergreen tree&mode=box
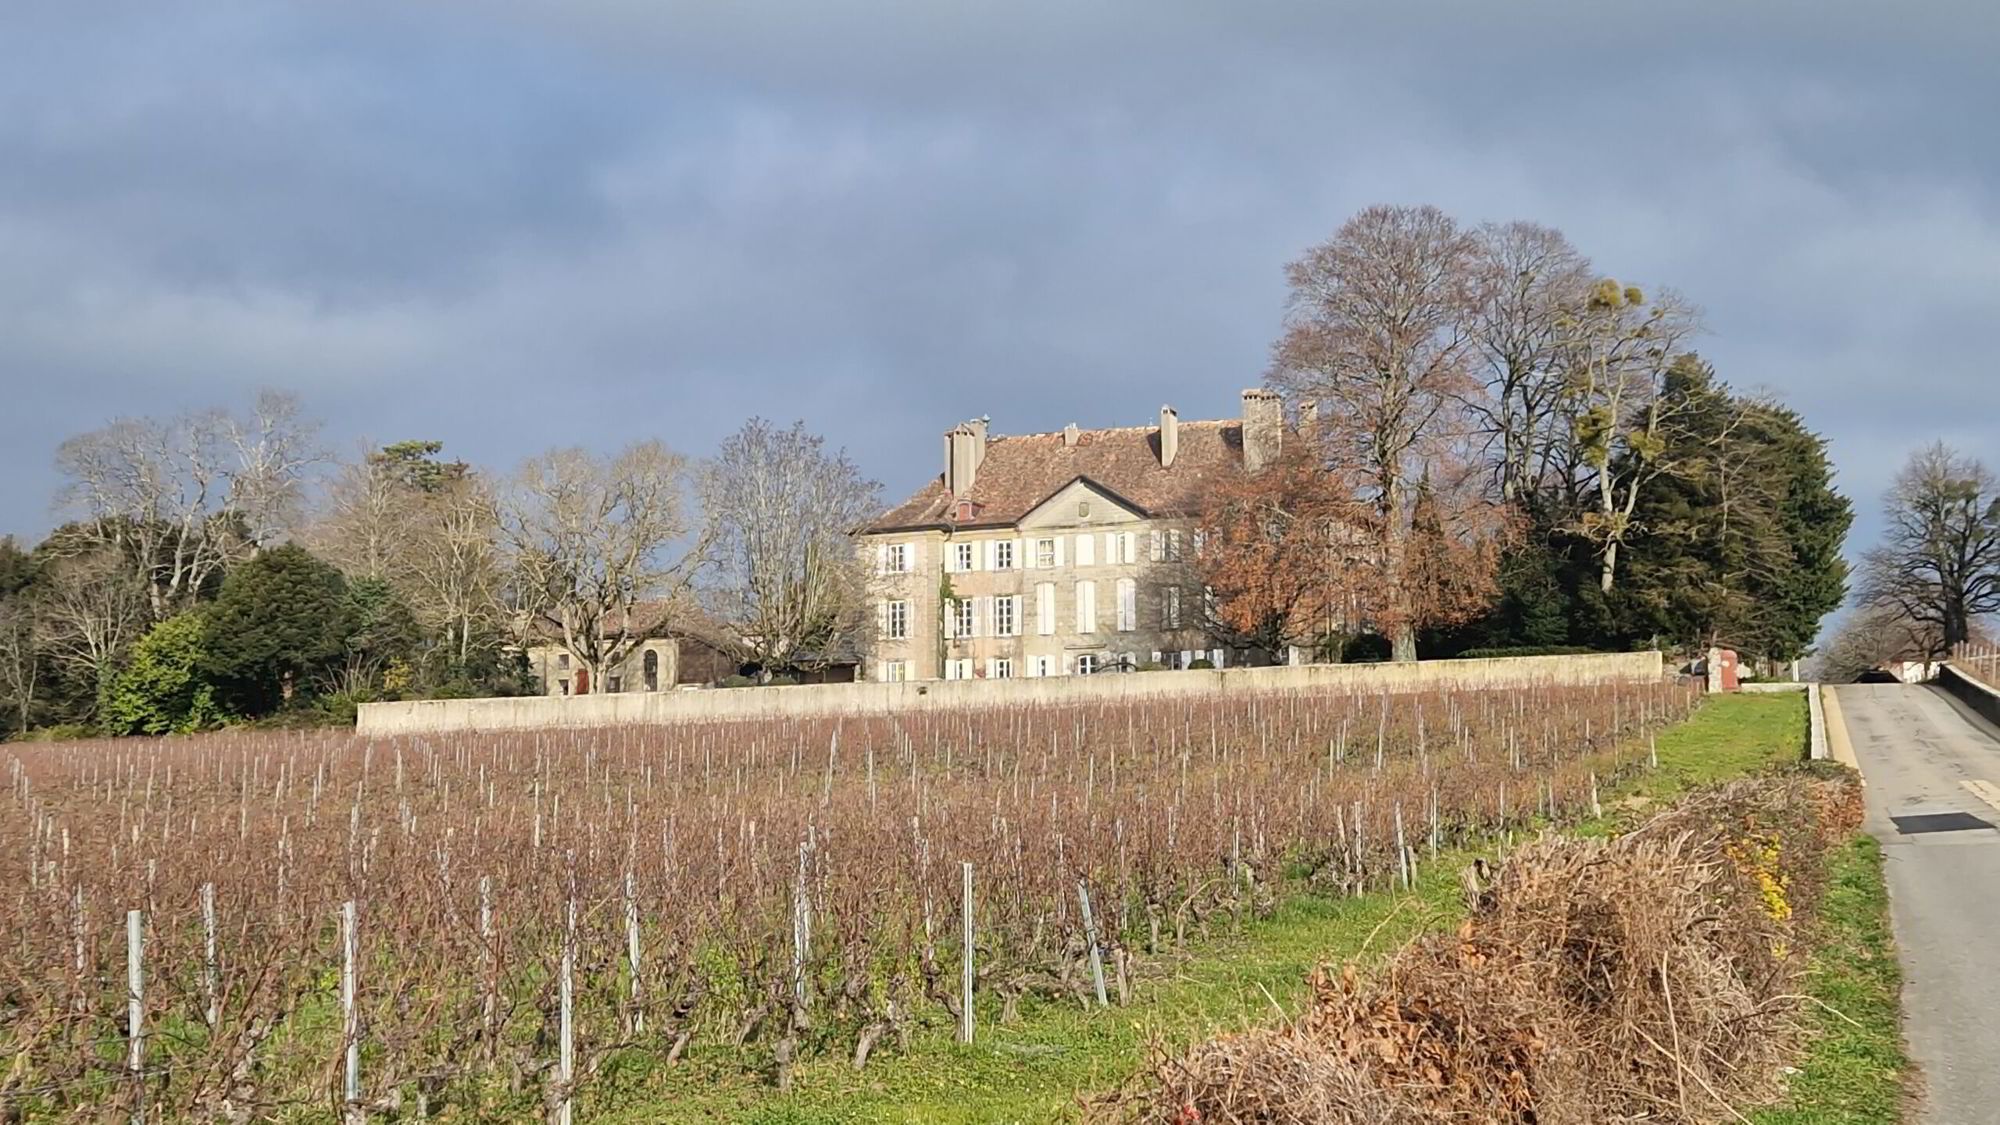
[200,545,351,716]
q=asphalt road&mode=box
[1835,683,2000,1124]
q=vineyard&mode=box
[1,679,1697,1122]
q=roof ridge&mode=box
[994,417,1236,440]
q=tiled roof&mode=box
[526,599,742,652]
[867,419,1247,532]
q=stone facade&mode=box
[860,392,1281,682]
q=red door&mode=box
[575,668,590,695]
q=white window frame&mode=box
[953,541,977,573]
[989,657,1014,679]
[1076,653,1101,675]
[1164,585,1183,630]
[885,542,910,574]
[944,658,973,681]
[885,599,908,640]
[993,540,1015,570]
[953,598,977,638]
[993,594,1018,637]
[878,660,909,682]
[1034,537,1056,568]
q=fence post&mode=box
[1076,881,1108,1009]
[201,882,218,1029]
[558,889,576,1125]
[127,909,144,1125]
[342,900,361,1125]
[625,871,644,1034]
[959,862,975,1044]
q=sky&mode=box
[3,1,1996,575]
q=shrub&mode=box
[1340,634,1392,663]
[100,614,230,735]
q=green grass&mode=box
[593,691,1823,1124]
[1643,691,1810,797]
[1750,835,1909,1124]
[594,862,1472,1123]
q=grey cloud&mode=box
[2,1,1994,578]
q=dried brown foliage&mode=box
[1121,774,1861,1125]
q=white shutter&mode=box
[985,540,997,570]
[972,596,984,638]
[1076,580,1096,634]
[1012,538,1025,570]
[1103,532,1116,565]
[876,543,888,574]
[1150,530,1163,561]
[1036,583,1055,635]
[1212,648,1226,668]
[1076,533,1094,566]
[944,599,957,638]
[1024,537,1038,569]
[1054,536,1066,567]
[876,601,888,638]
[914,539,924,569]
[943,544,957,574]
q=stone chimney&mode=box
[1158,405,1179,468]
[1297,399,1319,455]
[1241,388,1283,472]
[945,417,989,497]
[1063,422,1079,448]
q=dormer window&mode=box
[956,500,983,522]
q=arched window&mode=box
[643,649,660,691]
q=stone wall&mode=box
[1937,662,2000,729]
[355,651,1666,736]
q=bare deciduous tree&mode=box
[702,419,881,679]
[1810,603,1945,683]
[310,442,505,675]
[54,391,322,620]
[32,550,150,696]
[1464,222,1594,506]
[502,442,709,690]
[1859,442,2000,653]
[1269,204,1482,661]
[0,597,38,732]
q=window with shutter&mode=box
[1076,580,1097,634]
[1076,533,1094,567]
[1036,582,1056,635]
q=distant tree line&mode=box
[0,404,880,738]
[0,204,1866,736]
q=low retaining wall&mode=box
[1937,663,2000,729]
[1807,683,1829,761]
[355,651,1666,736]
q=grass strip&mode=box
[1750,835,1908,1124]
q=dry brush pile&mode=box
[1122,772,1864,1125]
[0,678,1694,1122]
